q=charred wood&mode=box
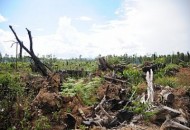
[104,76,127,84]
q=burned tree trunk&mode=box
[9,25,51,76]
[19,46,22,59]
[98,57,114,71]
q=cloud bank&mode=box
[0,0,189,58]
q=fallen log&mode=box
[160,89,175,104]
[150,105,181,124]
[104,76,127,84]
[160,115,190,130]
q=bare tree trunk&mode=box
[146,69,154,103]
[9,25,51,76]
[19,46,22,60]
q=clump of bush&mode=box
[123,68,143,85]
[164,64,180,76]
[34,116,51,130]
[0,72,24,129]
[125,100,157,121]
[155,76,178,88]
[62,77,103,105]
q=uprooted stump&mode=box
[31,89,63,114]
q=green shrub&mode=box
[123,68,143,85]
[154,68,165,79]
[107,56,121,64]
[155,76,178,88]
[0,72,12,86]
[179,62,188,67]
[125,101,157,120]
[0,72,23,95]
[0,72,24,129]
[164,64,179,76]
[62,77,103,105]
[154,57,166,64]
[34,116,51,130]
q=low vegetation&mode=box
[0,51,190,129]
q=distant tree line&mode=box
[0,51,189,65]
[103,51,190,65]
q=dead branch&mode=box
[104,76,127,84]
[150,105,181,124]
[78,108,87,120]
[95,95,113,120]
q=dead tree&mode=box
[146,69,154,103]
[19,46,22,59]
[9,25,51,76]
[98,57,114,71]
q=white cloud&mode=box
[0,14,6,23]
[78,16,92,21]
[0,0,189,58]
[0,29,17,56]
[34,28,44,31]
[121,0,190,54]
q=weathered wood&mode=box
[160,90,175,103]
[150,105,181,124]
[95,95,113,120]
[162,106,181,116]
[160,115,190,130]
[104,76,127,84]
[146,69,154,103]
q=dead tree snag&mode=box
[9,25,51,76]
[19,46,22,59]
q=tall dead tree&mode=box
[19,46,22,60]
[9,25,51,76]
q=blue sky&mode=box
[0,0,122,35]
[0,0,190,58]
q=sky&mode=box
[0,0,190,59]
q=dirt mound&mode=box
[176,67,190,86]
